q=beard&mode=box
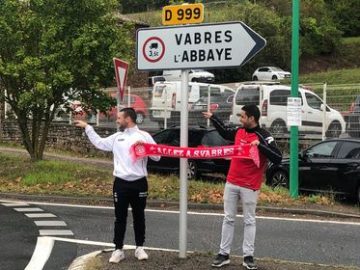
[118,122,128,131]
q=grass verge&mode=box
[0,152,340,207]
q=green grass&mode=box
[0,152,338,206]
[299,68,360,85]
[342,36,360,45]
[0,153,112,186]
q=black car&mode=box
[147,127,232,179]
[347,95,360,138]
[266,138,360,202]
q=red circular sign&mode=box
[142,37,165,63]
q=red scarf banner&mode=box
[130,143,260,167]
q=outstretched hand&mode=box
[74,120,88,128]
[202,111,213,119]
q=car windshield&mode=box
[270,66,284,71]
[235,87,260,106]
[197,94,223,103]
[306,141,337,158]
[191,69,206,72]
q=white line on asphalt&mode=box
[25,237,54,270]
[48,237,181,253]
[14,207,44,212]
[25,213,57,218]
[39,230,74,236]
[4,199,360,226]
[2,202,29,207]
[34,221,67,226]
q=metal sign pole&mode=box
[179,69,189,258]
[321,83,327,141]
[164,87,168,129]
[117,87,120,132]
[290,0,300,198]
[127,86,131,107]
[207,84,211,127]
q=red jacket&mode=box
[227,129,268,190]
[210,115,282,191]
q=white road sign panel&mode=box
[136,22,266,71]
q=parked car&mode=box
[147,127,232,179]
[149,81,234,127]
[230,82,346,138]
[347,95,360,138]
[252,66,291,81]
[108,94,148,124]
[191,91,234,125]
[162,69,215,83]
[266,138,360,202]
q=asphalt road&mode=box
[2,200,358,269]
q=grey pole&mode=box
[207,84,211,127]
[179,69,189,258]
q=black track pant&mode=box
[113,177,148,249]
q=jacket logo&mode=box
[265,137,274,144]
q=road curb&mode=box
[68,250,103,270]
[1,192,359,219]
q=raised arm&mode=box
[202,112,237,141]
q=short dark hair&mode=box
[241,104,260,123]
[120,107,137,123]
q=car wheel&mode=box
[326,121,342,138]
[187,160,199,180]
[269,170,288,189]
[253,76,258,81]
[272,75,278,80]
[270,119,287,137]
[136,113,145,124]
[348,120,360,138]
[357,185,360,204]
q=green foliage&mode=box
[127,0,343,82]
[325,0,360,37]
[0,0,133,160]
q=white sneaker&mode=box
[109,249,125,263]
[134,247,148,260]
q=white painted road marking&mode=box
[26,213,57,218]
[24,237,54,270]
[4,199,360,226]
[34,221,67,226]
[14,207,44,212]
[39,230,74,236]
[2,202,29,207]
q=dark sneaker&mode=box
[211,253,230,267]
[243,256,257,270]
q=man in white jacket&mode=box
[75,107,160,263]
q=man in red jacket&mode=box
[203,104,282,270]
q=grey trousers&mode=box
[219,182,259,257]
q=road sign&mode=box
[162,3,204,26]
[136,22,266,71]
[113,58,128,102]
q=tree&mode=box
[0,0,133,161]
[325,0,360,37]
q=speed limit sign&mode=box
[162,3,204,26]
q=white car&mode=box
[230,82,346,138]
[162,69,215,83]
[252,66,291,81]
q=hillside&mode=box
[126,3,359,81]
